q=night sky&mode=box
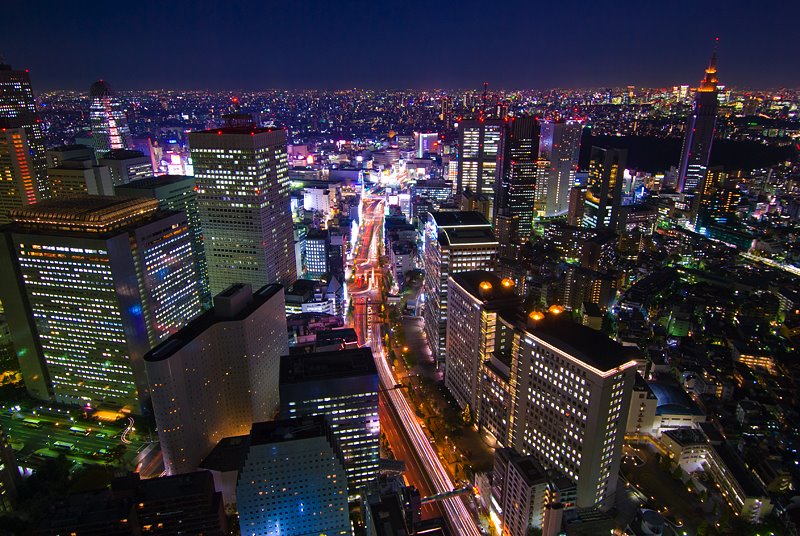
[1,0,798,91]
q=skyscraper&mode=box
[457,118,505,212]
[582,147,627,231]
[280,347,380,493]
[0,196,203,411]
[422,211,498,365]
[190,127,297,294]
[676,46,719,193]
[496,116,539,239]
[98,149,153,186]
[116,175,211,306]
[0,62,48,220]
[236,417,350,536]
[535,121,583,218]
[145,284,288,475]
[89,80,132,157]
[445,271,521,425]
[510,312,637,508]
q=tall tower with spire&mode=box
[89,80,132,158]
[676,40,719,193]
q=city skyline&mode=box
[1,0,799,90]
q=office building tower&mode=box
[37,471,227,535]
[89,80,132,157]
[280,347,380,493]
[116,175,211,306]
[46,144,95,168]
[98,149,153,186]
[47,158,114,197]
[0,62,48,210]
[567,186,585,226]
[582,147,626,231]
[457,118,505,211]
[0,196,203,411]
[422,211,498,364]
[303,228,328,279]
[236,417,350,536]
[492,448,561,536]
[190,127,297,294]
[510,312,637,508]
[677,47,719,193]
[145,284,288,475]
[496,116,539,239]
[445,271,521,427]
[535,121,583,218]
[0,128,42,223]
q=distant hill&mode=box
[578,133,796,173]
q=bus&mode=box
[22,418,42,428]
[69,426,90,436]
[52,441,74,452]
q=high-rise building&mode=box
[0,196,203,411]
[37,471,228,535]
[496,117,539,239]
[510,312,637,508]
[303,228,328,279]
[535,121,583,218]
[0,62,48,213]
[457,119,505,212]
[46,158,114,197]
[145,284,288,475]
[280,347,380,493]
[676,47,719,193]
[236,417,350,536]
[190,127,297,294]
[98,149,153,186]
[422,211,498,365]
[582,147,627,231]
[45,144,95,168]
[445,271,521,426]
[116,175,211,306]
[492,448,562,536]
[89,80,132,157]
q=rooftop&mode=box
[280,347,377,384]
[8,195,160,233]
[199,434,250,472]
[648,378,705,417]
[429,210,491,229]
[711,442,766,497]
[250,416,331,446]
[191,126,282,136]
[526,314,639,372]
[439,226,497,246]
[98,149,147,161]
[145,284,283,362]
[116,174,193,190]
[450,271,520,307]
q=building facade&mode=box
[190,127,297,294]
[145,284,288,475]
[89,80,132,157]
[236,417,350,536]
[279,348,380,493]
[509,313,637,509]
[422,211,498,365]
[582,147,627,231]
[0,196,203,412]
[496,117,539,239]
[535,121,583,218]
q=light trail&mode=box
[351,194,482,536]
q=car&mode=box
[95,433,106,439]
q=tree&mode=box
[462,403,472,425]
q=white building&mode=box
[236,417,350,536]
[303,185,333,213]
[145,284,288,475]
[422,211,498,365]
[190,127,297,293]
[510,312,637,509]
